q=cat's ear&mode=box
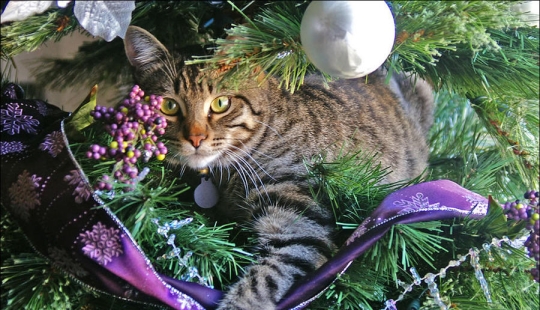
[124,26,172,71]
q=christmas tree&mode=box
[1,1,539,309]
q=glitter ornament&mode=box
[300,1,395,79]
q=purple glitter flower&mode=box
[0,141,27,155]
[64,170,92,203]
[1,102,39,135]
[35,101,48,116]
[49,247,88,277]
[79,222,123,265]
[39,130,65,157]
[394,193,441,215]
[8,170,41,221]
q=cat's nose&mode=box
[188,135,207,148]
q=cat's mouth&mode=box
[165,141,221,170]
[185,152,220,170]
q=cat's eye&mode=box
[160,99,180,115]
[210,96,231,114]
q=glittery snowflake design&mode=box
[394,193,441,215]
[8,170,41,221]
[79,222,123,266]
[64,170,92,203]
[49,247,88,277]
[1,102,39,135]
[465,194,489,215]
[0,141,27,155]
[35,101,49,116]
[39,130,64,157]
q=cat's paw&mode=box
[217,287,276,310]
[217,265,282,310]
[216,297,275,310]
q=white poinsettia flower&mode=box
[2,0,135,42]
[1,1,54,23]
[1,0,72,23]
[74,1,135,41]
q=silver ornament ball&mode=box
[300,1,395,79]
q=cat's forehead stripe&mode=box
[176,65,216,99]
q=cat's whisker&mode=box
[224,150,258,193]
[253,120,283,139]
[226,156,250,196]
[219,163,225,186]
[227,144,276,182]
[162,56,178,87]
[224,150,269,201]
[209,162,226,187]
[179,163,187,177]
[236,140,276,160]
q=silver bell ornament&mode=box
[300,1,395,79]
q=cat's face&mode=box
[124,26,266,171]
[157,76,265,170]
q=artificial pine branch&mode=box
[427,90,537,200]
[390,1,530,67]
[472,95,539,191]
[11,0,538,102]
[305,149,395,224]
[315,270,388,310]
[1,3,79,59]
[149,212,254,289]
[438,243,538,310]
[187,1,320,93]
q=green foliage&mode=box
[34,39,132,94]
[461,197,527,242]
[361,222,451,284]
[390,1,539,102]
[187,1,324,93]
[472,95,539,192]
[313,269,388,310]
[31,0,227,91]
[151,215,254,288]
[1,253,79,310]
[389,1,531,71]
[428,90,538,201]
[63,84,98,141]
[438,244,539,310]
[1,3,79,59]
[305,149,396,224]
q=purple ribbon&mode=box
[1,84,488,309]
[277,179,487,309]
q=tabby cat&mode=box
[123,25,434,310]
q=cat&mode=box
[123,25,434,310]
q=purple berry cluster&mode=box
[503,190,540,282]
[86,85,168,190]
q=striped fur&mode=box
[124,26,434,310]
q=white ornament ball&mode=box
[300,1,395,79]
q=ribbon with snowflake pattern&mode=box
[0,83,488,310]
